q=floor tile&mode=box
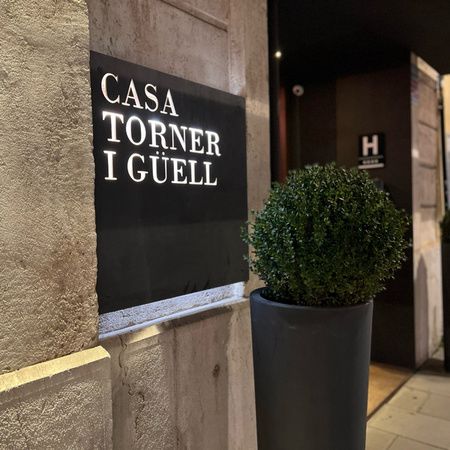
[369,405,450,449]
[389,387,429,412]
[365,427,396,450]
[389,436,445,450]
[406,372,450,397]
[420,393,450,421]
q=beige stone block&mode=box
[370,405,450,449]
[103,301,256,450]
[417,123,438,167]
[245,110,271,296]
[0,0,98,372]
[389,387,429,413]
[228,0,270,296]
[222,303,257,450]
[413,214,438,249]
[420,393,450,421]
[174,313,230,448]
[102,329,177,450]
[390,436,444,450]
[365,427,396,450]
[240,0,270,103]
[424,248,443,355]
[416,164,437,208]
[163,0,230,25]
[417,76,439,129]
[88,0,229,92]
[0,347,112,449]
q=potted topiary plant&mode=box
[441,210,450,372]
[244,164,408,450]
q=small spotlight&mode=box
[274,50,282,59]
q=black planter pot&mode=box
[442,243,450,372]
[250,288,373,450]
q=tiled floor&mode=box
[367,350,450,450]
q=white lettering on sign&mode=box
[103,111,124,143]
[160,89,179,116]
[127,153,148,182]
[103,150,118,181]
[358,133,385,169]
[99,73,221,186]
[126,116,146,146]
[122,79,144,109]
[362,135,379,156]
[101,73,120,104]
[144,84,159,112]
[101,74,179,116]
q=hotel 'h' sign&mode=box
[90,52,248,314]
[358,133,385,169]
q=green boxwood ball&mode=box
[244,164,409,306]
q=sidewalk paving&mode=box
[366,349,450,450]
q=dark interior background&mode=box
[269,0,450,367]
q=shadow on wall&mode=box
[415,256,429,365]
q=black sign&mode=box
[358,133,385,169]
[90,52,248,314]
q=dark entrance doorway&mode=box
[269,0,448,368]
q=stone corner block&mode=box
[0,346,113,450]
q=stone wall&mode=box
[0,0,270,448]
[411,55,444,365]
[88,0,270,447]
[0,0,97,373]
[0,347,112,449]
[103,302,256,449]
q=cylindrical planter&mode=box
[250,288,373,450]
[442,243,450,372]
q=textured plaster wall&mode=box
[0,0,98,372]
[0,347,112,449]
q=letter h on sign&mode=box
[362,135,378,156]
[358,133,385,169]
